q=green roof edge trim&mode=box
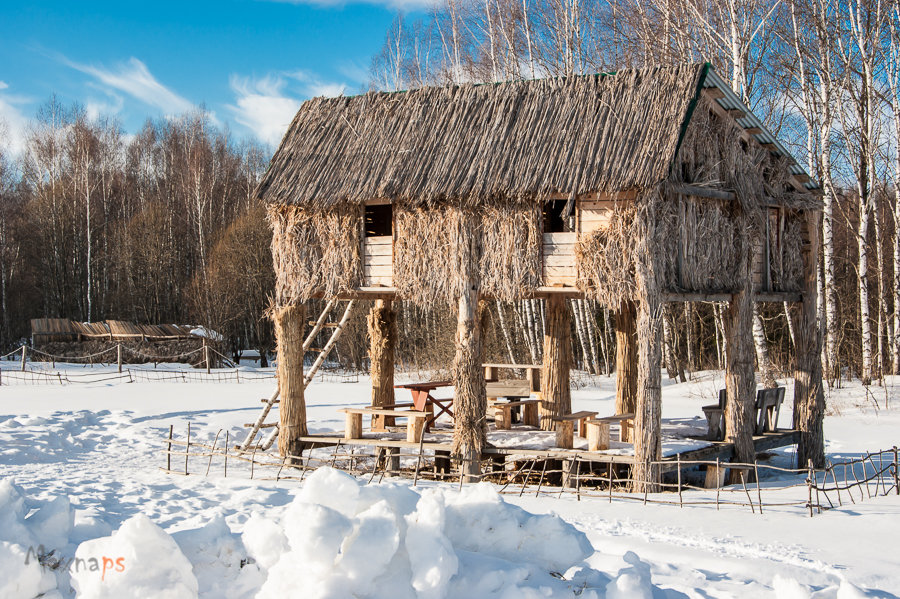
[669,62,711,178]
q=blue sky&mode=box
[0,0,422,152]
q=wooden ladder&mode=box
[239,299,357,451]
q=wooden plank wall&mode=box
[363,236,393,287]
[542,232,577,286]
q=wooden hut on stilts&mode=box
[256,63,823,490]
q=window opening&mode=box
[543,200,575,233]
[364,204,392,237]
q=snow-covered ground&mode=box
[0,362,898,598]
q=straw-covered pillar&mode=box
[631,203,663,492]
[791,209,825,468]
[451,216,487,482]
[615,300,638,441]
[273,304,307,459]
[539,296,573,429]
[368,299,396,430]
[723,203,756,480]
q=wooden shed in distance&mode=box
[256,63,823,490]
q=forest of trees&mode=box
[0,100,275,361]
[3,0,900,387]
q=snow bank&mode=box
[0,479,69,599]
[255,467,599,599]
[71,514,197,598]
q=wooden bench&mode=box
[550,411,598,449]
[593,413,635,442]
[340,408,428,443]
[491,399,539,429]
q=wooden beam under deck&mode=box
[285,430,800,470]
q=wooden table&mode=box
[395,381,454,432]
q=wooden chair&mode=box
[702,390,727,441]
[755,387,785,434]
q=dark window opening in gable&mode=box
[364,204,392,237]
[543,200,575,233]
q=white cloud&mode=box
[62,56,194,116]
[227,75,303,147]
[0,81,31,155]
[85,90,125,121]
[227,71,348,147]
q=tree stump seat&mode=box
[592,413,636,442]
[583,419,610,451]
[340,408,428,443]
[490,399,540,430]
[550,411,598,448]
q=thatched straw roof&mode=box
[257,64,709,207]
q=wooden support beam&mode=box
[703,87,726,99]
[744,126,763,135]
[368,299,396,430]
[669,184,736,202]
[663,292,733,303]
[274,304,307,460]
[540,296,573,429]
[727,108,747,120]
[754,292,803,303]
[790,210,825,468]
[615,301,637,442]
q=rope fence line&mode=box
[158,424,899,517]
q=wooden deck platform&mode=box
[290,429,800,468]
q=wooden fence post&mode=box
[21,346,26,371]
[677,453,683,508]
[167,425,173,471]
[807,459,814,517]
[204,341,211,374]
[117,344,123,373]
[185,422,191,475]
[894,446,899,495]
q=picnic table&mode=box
[395,381,454,432]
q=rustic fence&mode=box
[159,424,898,516]
[0,344,357,385]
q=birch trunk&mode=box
[495,301,517,364]
[570,298,591,372]
[753,305,778,388]
[859,201,873,385]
